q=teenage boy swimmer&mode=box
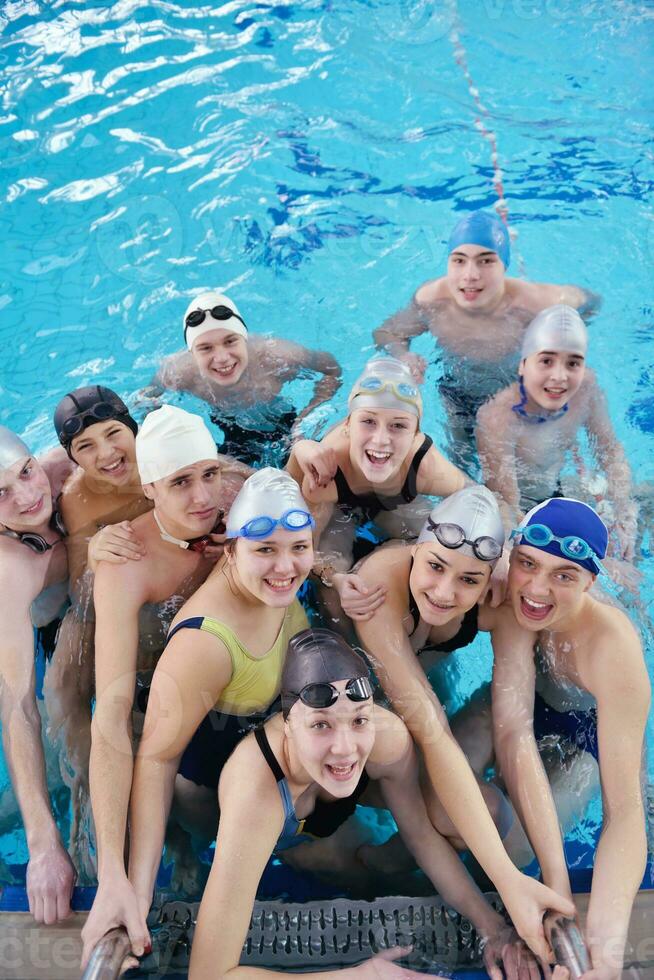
[492,498,649,979]
[373,211,598,465]
[81,406,248,962]
[143,291,342,465]
[0,427,75,923]
[476,306,637,566]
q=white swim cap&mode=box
[226,468,311,538]
[184,291,248,351]
[136,405,218,484]
[348,357,423,419]
[0,426,31,471]
[521,305,587,360]
[418,485,504,563]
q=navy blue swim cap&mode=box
[512,497,608,575]
[54,385,138,459]
[448,210,511,269]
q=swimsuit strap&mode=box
[254,726,286,783]
[165,616,205,644]
[400,434,433,503]
[408,556,420,635]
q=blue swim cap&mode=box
[448,210,511,269]
[512,497,608,575]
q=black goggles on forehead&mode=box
[292,677,373,711]
[59,401,123,442]
[184,305,248,338]
[426,520,502,562]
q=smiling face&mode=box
[348,407,418,484]
[69,419,138,486]
[446,244,506,311]
[409,541,490,625]
[0,457,53,532]
[230,527,314,607]
[520,350,585,413]
[509,545,593,631]
[191,327,249,386]
[286,682,375,795]
[144,459,223,538]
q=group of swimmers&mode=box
[0,209,648,980]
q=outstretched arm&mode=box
[490,606,571,900]
[476,398,523,531]
[280,342,342,437]
[0,571,75,924]
[373,297,430,383]
[81,562,150,967]
[583,622,649,977]
[356,590,574,958]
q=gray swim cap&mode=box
[418,485,504,563]
[0,426,31,471]
[225,468,311,538]
[521,305,587,360]
[281,628,370,720]
[348,357,422,419]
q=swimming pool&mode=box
[1,0,652,894]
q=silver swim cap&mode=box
[418,485,504,563]
[0,426,31,471]
[184,291,248,351]
[521,305,587,360]
[348,357,422,419]
[226,468,312,538]
[136,405,218,484]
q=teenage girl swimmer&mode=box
[492,498,650,979]
[374,211,599,468]
[288,356,473,619]
[341,486,575,957]
[142,291,342,466]
[476,306,638,572]
[110,470,314,968]
[0,427,76,924]
[81,406,248,967]
[177,628,550,980]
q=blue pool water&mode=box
[0,0,653,890]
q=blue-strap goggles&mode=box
[235,508,315,540]
[510,523,604,573]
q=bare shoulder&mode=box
[477,385,517,425]
[366,705,411,771]
[41,447,75,496]
[415,277,446,306]
[0,542,42,603]
[359,541,411,582]
[159,349,197,389]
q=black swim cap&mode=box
[281,628,370,720]
[54,385,138,459]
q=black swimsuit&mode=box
[408,558,479,657]
[334,435,433,523]
[255,725,369,845]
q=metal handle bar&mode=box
[80,927,132,980]
[546,914,592,979]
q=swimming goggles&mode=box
[510,524,604,572]
[184,305,247,339]
[291,676,373,710]
[351,376,420,407]
[425,520,502,562]
[235,508,315,540]
[512,379,569,425]
[0,505,67,555]
[58,401,125,443]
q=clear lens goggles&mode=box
[426,520,502,562]
[238,508,315,539]
[295,676,373,710]
[510,523,603,570]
